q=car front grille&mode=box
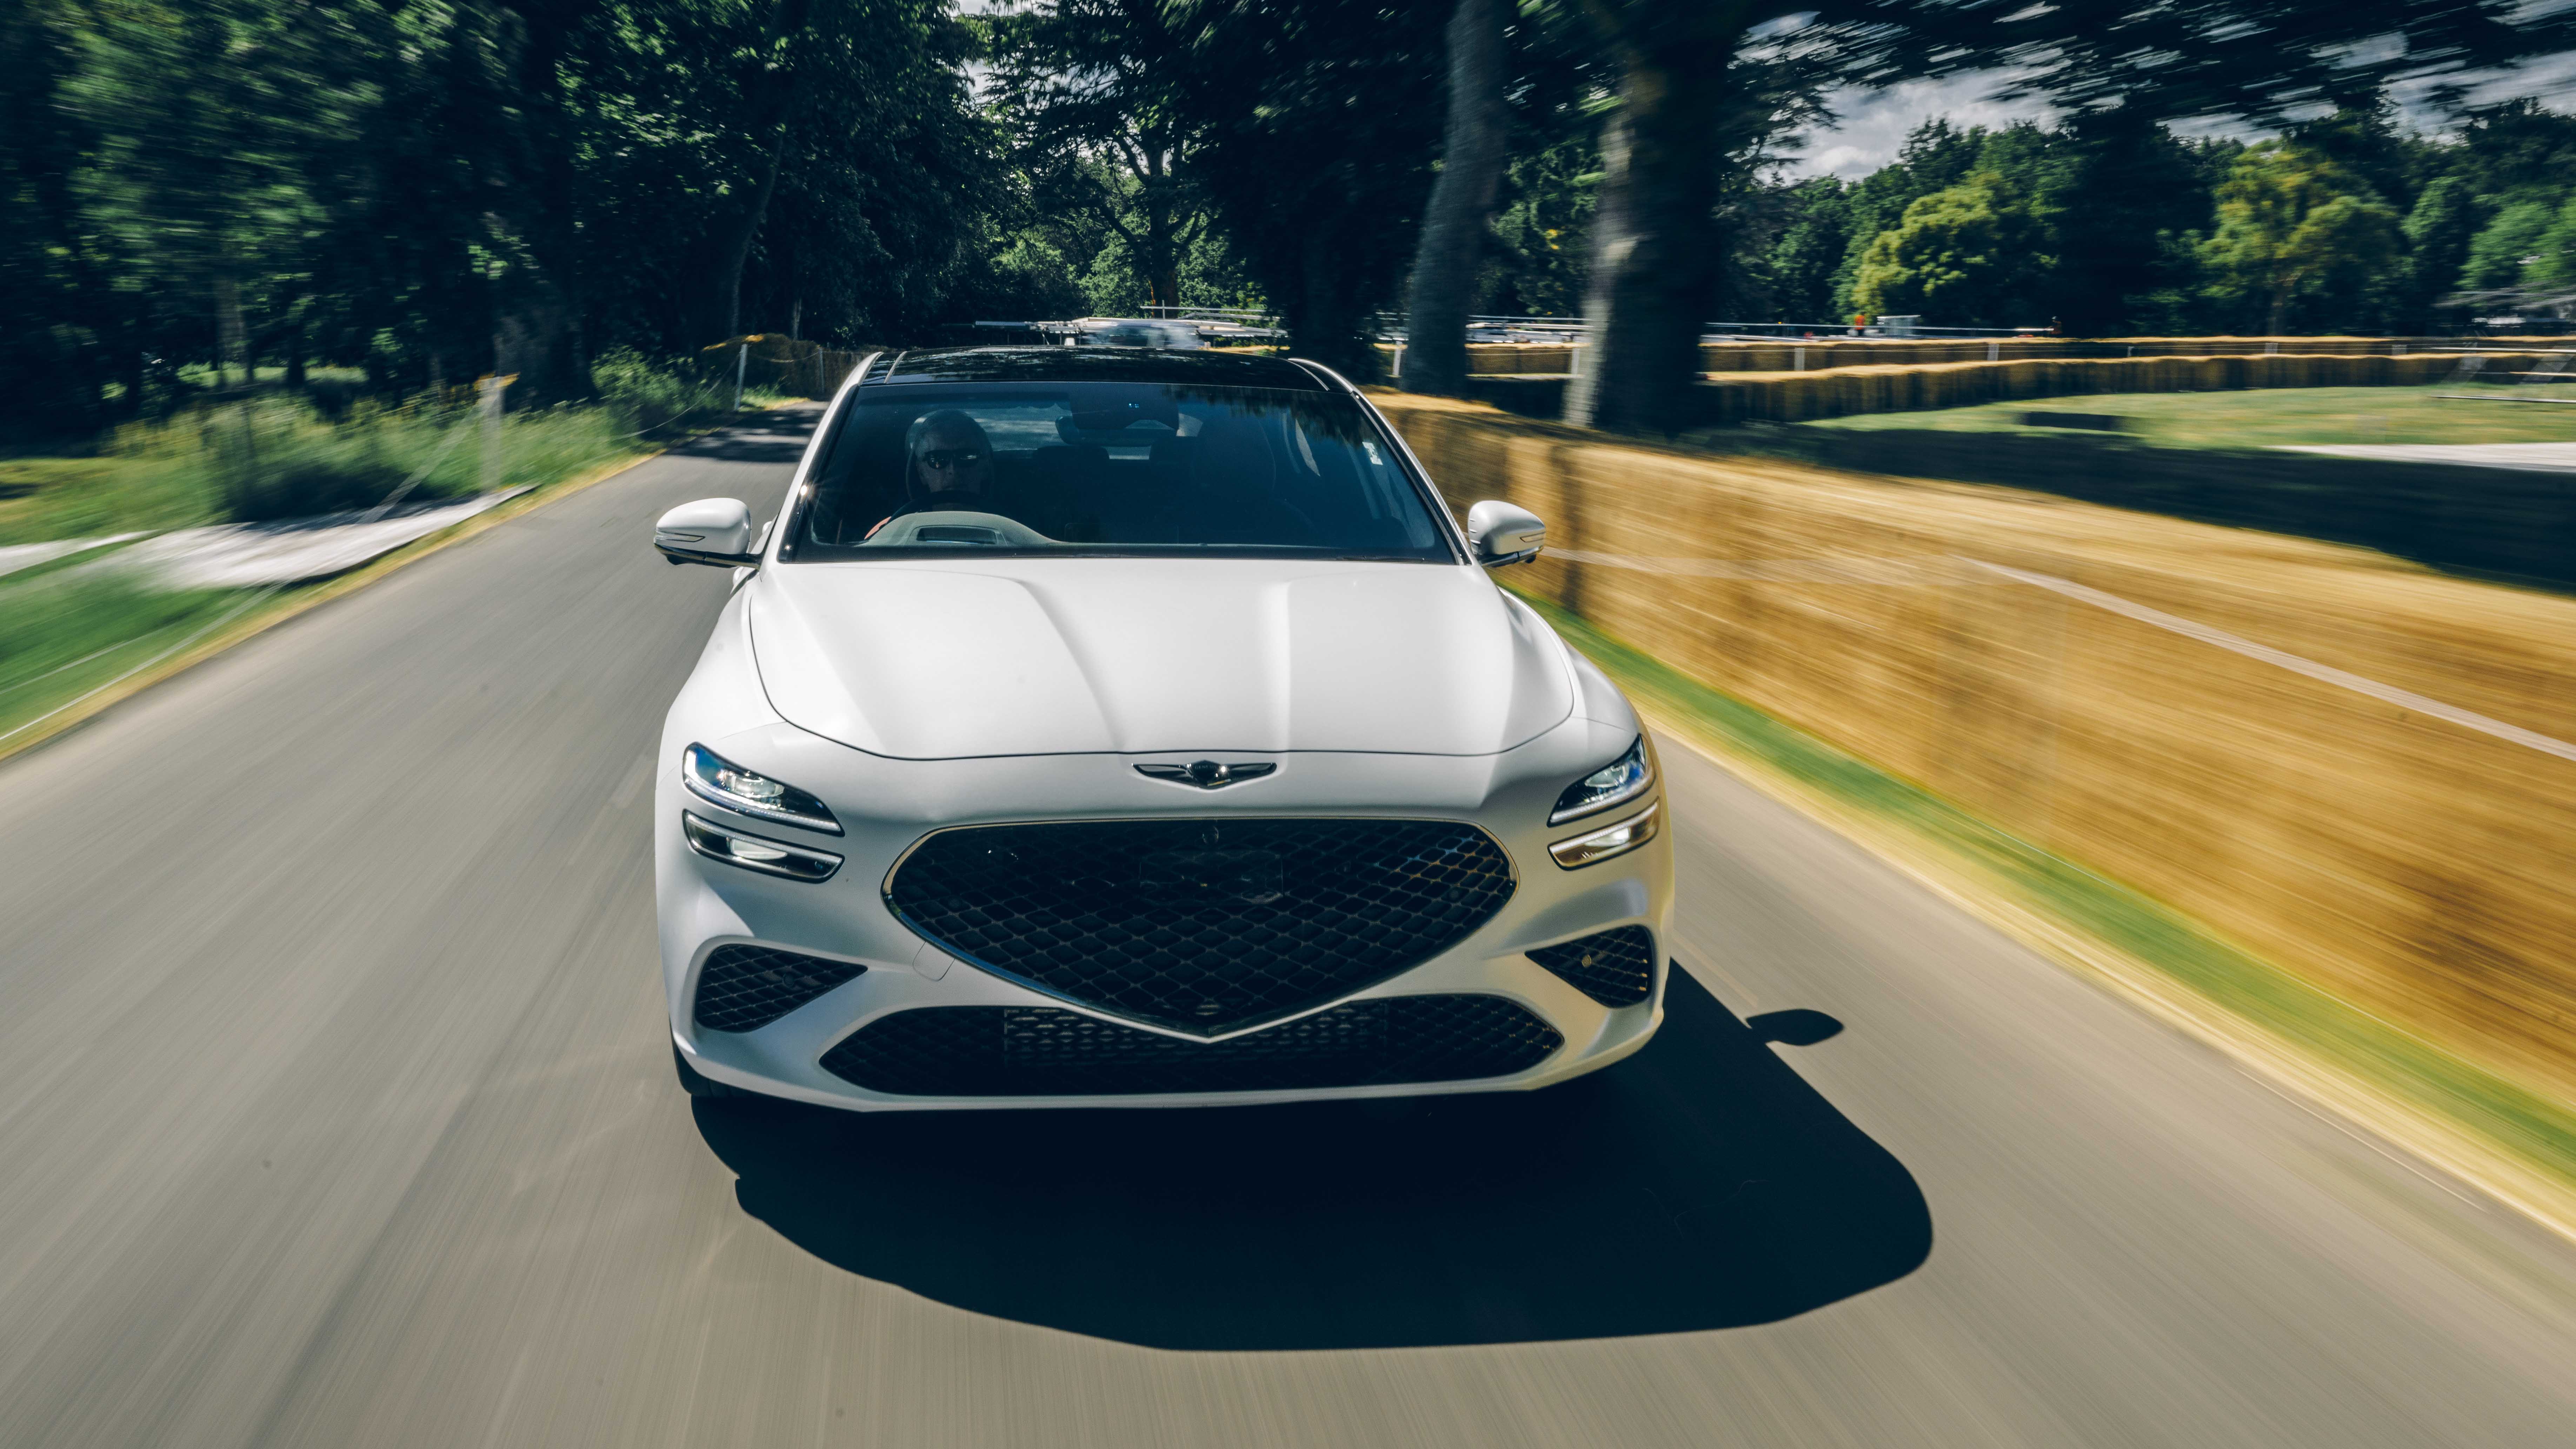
[693,944,868,1032]
[818,993,1562,1097]
[883,818,1516,1036]
[1526,927,1657,1007]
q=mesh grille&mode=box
[1526,927,1657,1008]
[693,944,868,1033]
[884,818,1515,1036]
[820,994,1562,1097]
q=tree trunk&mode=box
[214,272,247,390]
[683,0,815,346]
[1401,0,1509,397]
[488,1,592,403]
[1563,19,1736,434]
[284,306,306,389]
[692,150,789,344]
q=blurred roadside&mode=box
[0,353,786,759]
[1380,389,2576,1237]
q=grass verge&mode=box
[0,415,746,763]
[1519,590,2576,1239]
[1792,381,2576,449]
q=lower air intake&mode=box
[693,944,867,1033]
[1526,927,1656,1007]
[819,993,1561,1097]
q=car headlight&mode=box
[683,743,842,834]
[1549,803,1659,869]
[1549,736,1652,824]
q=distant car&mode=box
[1085,319,1205,349]
[652,347,1671,1110]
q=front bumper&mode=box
[656,725,1674,1111]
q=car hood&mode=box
[747,558,1574,759]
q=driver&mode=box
[867,408,1098,543]
[866,410,1001,540]
[904,409,998,509]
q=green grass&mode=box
[0,450,213,548]
[5,351,746,548]
[1518,589,2576,1197]
[1797,381,2576,449]
[0,359,752,750]
[0,570,247,746]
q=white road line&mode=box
[1962,560,2576,765]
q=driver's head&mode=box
[905,410,994,496]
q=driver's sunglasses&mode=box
[920,447,987,470]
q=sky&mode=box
[1782,55,2576,180]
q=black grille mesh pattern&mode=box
[693,945,868,1033]
[1526,927,1657,1008]
[884,819,1515,1036]
[820,993,1561,1097]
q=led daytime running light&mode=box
[683,743,842,834]
[681,813,844,882]
[1548,802,1659,870]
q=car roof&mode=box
[871,347,1332,390]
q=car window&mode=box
[785,382,1456,562]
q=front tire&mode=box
[674,1044,750,1098]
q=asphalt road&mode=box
[6,410,2576,1448]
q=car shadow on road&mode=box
[691,971,1930,1349]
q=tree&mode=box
[987,0,1212,314]
[1559,0,2576,433]
[2044,110,2214,335]
[2527,196,2576,290]
[1399,0,1510,396]
[2198,142,2404,333]
[2400,175,2486,325]
[1761,178,1852,322]
[2458,200,2555,290]
[1850,176,2051,326]
[1160,0,1450,376]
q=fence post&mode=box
[732,342,749,414]
[478,373,511,494]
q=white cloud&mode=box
[1775,70,2056,179]
[1777,55,2576,181]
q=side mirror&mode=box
[1466,499,1545,567]
[655,498,758,568]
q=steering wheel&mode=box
[860,510,1059,548]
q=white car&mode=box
[654,348,1671,1110]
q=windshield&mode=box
[782,382,1456,563]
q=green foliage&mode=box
[0,569,238,739]
[1759,178,1855,323]
[2459,201,2556,291]
[1850,177,2052,325]
[1487,126,1603,317]
[2401,176,2487,320]
[2522,197,2576,289]
[6,0,999,435]
[2197,142,2403,332]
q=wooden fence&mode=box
[1423,338,2574,378]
